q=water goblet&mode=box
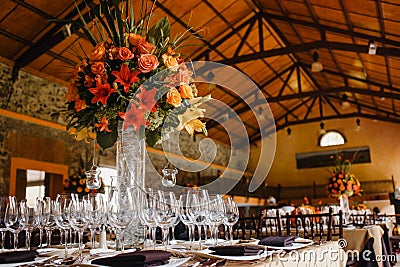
[154,191,179,251]
[222,197,239,244]
[178,195,195,249]
[44,197,56,247]
[83,193,106,249]
[25,206,39,250]
[5,197,28,251]
[207,194,225,245]
[68,198,89,260]
[139,188,157,250]
[0,196,8,251]
[54,193,74,259]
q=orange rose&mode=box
[166,88,182,107]
[162,54,178,69]
[90,42,106,62]
[179,84,194,99]
[128,33,144,46]
[84,75,94,87]
[138,54,159,73]
[117,47,134,60]
[339,185,345,191]
[85,188,90,193]
[338,173,344,178]
[91,61,105,75]
[138,40,154,54]
[77,187,82,193]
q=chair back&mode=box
[349,212,367,227]
[259,209,282,238]
[234,215,261,240]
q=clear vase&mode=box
[116,122,146,248]
[339,194,350,225]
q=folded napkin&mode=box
[0,250,38,263]
[208,245,264,256]
[91,250,172,267]
[258,235,296,247]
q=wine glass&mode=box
[0,196,8,251]
[54,193,74,258]
[186,188,209,250]
[5,197,28,251]
[68,198,89,260]
[25,206,39,250]
[83,193,106,249]
[207,194,225,245]
[178,194,195,249]
[139,188,157,250]
[36,197,49,249]
[222,197,239,244]
[44,197,56,248]
[154,191,179,251]
[108,186,136,251]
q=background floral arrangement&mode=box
[326,154,362,197]
[64,0,210,149]
[64,155,105,197]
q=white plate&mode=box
[0,256,54,267]
[88,257,190,267]
[263,240,314,250]
[37,247,78,257]
[193,249,272,261]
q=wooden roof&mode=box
[1,0,400,146]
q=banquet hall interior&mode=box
[1,0,400,266]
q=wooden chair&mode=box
[282,207,342,242]
[258,209,282,238]
[349,212,367,227]
[233,215,261,240]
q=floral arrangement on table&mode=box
[326,154,362,198]
[64,0,210,149]
[64,156,105,197]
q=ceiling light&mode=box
[311,51,323,72]
[356,118,361,131]
[319,122,326,134]
[342,94,350,109]
[368,41,377,55]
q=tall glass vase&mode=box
[115,122,146,248]
[339,194,350,225]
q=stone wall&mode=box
[0,61,235,193]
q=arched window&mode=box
[319,131,346,147]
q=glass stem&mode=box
[198,225,202,250]
[78,231,83,259]
[90,228,96,249]
[188,225,192,249]
[190,225,195,249]
[1,231,5,252]
[13,232,18,251]
[69,229,73,246]
[163,228,168,251]
[171,226,175,242]
[151,227,156,250]
[26,231,31,250]
[214,226,219,245]
[229,225,233,244]
[39,228,43,249]
[64,229,69,258]
[46,229,52,247]
[203,225,208,242]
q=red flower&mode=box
[112,64,140,93]
[89,81,117,105]
[95,116,112,132]
[121,105,147,132]
[136,87,157,111]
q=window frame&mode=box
[318,130,346,147]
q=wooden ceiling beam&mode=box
[264,13,400,48]
[217,40,400,66]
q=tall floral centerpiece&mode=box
[326,154,362,223]
[63,0,210,247]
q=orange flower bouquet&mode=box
[326,154,362,197]
[64,0,210,149]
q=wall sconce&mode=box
[319,122,326,134]
[342,93,350,109]
[311,51,323,72]
[356,118,361,131]
[368,41,377,55]
[287,127,292,137]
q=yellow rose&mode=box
[90,42,106,62]
[179,84,194,99]
[183,119,205,136]
[166,88,182,107]
[162,54,178,70]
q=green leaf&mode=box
[97,130,118,149]
[146,130,159,147]
[147,16,170,46]
[112,0,125,45]
[100,0,120,46]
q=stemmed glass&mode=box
[83,193,106,249]
[25,207,39,250]
[222,197,239,244]
[140,188,157,250]
[36,197,49,249]
[108,186,136,251]
[5,197,28,251]
[154,191,179,251]
[44,197,56,247]
[178,194,195,249]
[207,194,225,245]
[186,188,209,250]
[54,193,74,258]
[68,198,89,260]
[0,196,8,251]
